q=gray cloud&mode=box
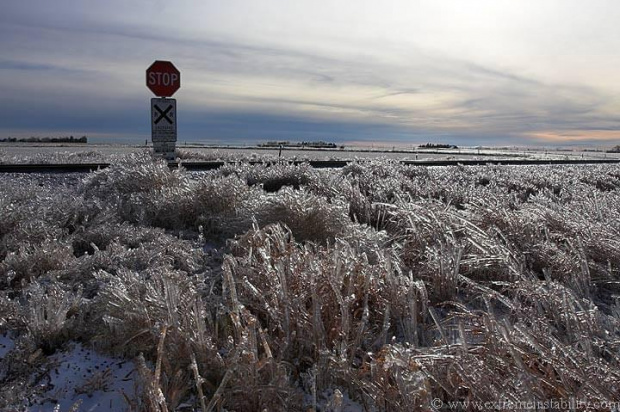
[1,2,619,145]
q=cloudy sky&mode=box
[2,0,620,146]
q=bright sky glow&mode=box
[2,0,620,145]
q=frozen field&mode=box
[2,142,618,163]
[2,154,620,410]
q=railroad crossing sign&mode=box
[151,98,177,159]
[147,60,181,160]
[146,61,180,97]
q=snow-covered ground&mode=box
[0,144,143,158]
[29,343,137,412]
[0,331,15,360]
[3,142,618,162]
[1,334,137,411]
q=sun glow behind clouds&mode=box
[530,130,620,143]
[1,0,620,144]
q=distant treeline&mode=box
[259,141,342,149]
[418,143,458,149]
[607,145,620,153]
[0,136,88,143]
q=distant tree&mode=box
[419,143,458,149]
[607,145,620,153]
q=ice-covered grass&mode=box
[0,148,119,164]
[2,154,620,410]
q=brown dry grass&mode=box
[2,158,620,410]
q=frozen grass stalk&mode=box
[3,159,620,409]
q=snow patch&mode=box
[304,388,365,412]
[0,330,15,359]
[30,343,137,412]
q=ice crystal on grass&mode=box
[0,149,118,165]
[1,239,75,288]
[4,158,620,409]
[21,280,82,354]
[254,187,351,244]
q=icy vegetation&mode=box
[2,152,620,410]
[0,148,306,165]
[0,148,269,164]
[0,149,115,164]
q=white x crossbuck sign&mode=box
[151,98,177,143]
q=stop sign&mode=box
[146,61,180,97]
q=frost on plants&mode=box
[2,158,620,410]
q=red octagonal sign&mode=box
[146,60,180,97]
